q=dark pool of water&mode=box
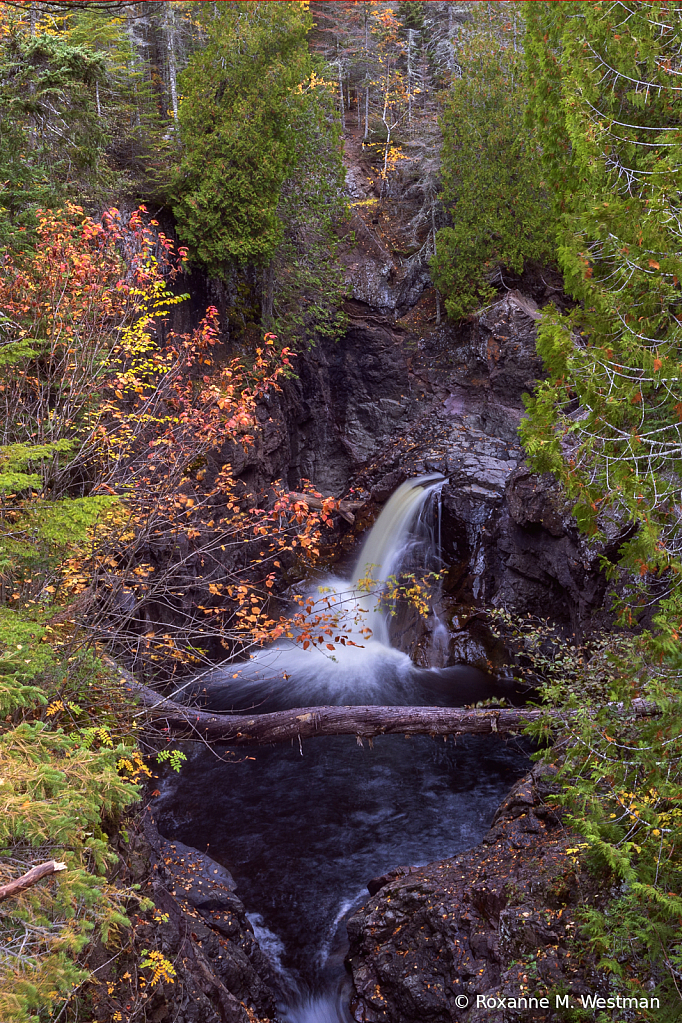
[154,664,531,1019]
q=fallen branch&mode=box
[104,658,657,746]
[0,860,67,901]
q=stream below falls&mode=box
[155,477,531,1022]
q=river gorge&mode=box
[131,158,617,1023]
[153,477,531,1021]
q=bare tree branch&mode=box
[2,1,136,11]
[0,861,67,902]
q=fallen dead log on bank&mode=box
[0,860,67,901]
[104,658,657,746]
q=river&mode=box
[154,476,530,1021]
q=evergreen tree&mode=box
[522,1,682,584]
[431,3,555,319]
[173,1,318,272]
[398,1,425,33]
[173,1,347,347]
[0,21,106,246]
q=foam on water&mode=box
[200,474,446,711]
[280,993,354,1023]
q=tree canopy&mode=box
[173,1,318,271]
[522,1,682,596]
[431,5,555,319]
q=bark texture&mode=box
[0,860,66,901]
[106,658,655,747]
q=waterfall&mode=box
[158,474,529,1023]
[201,474,446,710]
[350,474,444,645]
[352,474,444,590]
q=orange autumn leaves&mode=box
[0,203,337,669]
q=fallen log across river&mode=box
[104,658,657,746]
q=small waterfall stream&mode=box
[155,476,529,1022]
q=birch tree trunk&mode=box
[407,29,414,128]
[364,9,370,139]
[432,204,441,325]
[164,0,180,137]
[338,53,345,130]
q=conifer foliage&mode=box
[431,3,555,319]
[173,2,317,271]
[518,6,682,1012]
[523,2,682,586]
[173,1,347,347]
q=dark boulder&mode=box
[346,765,607,1023]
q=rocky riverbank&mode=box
[82,810,278,1023]
[92,759,606,1023]
[346,762,607,1023]
[123,121,622,1023]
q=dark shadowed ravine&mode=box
[154,478,531,1022]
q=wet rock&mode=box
[351,290,628,633]
[85,811,278,1023]
[367,865,420,897]
[371,469,407,503]
[346,764,605,1023]
[206,302,413,499]
[142,814,277,1021]
[505,469,566,538]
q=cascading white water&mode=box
[202,474,446,710]
[350,473,445,644]
[158,474,529,1023]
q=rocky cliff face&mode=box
[135,131,622,1023]
[246,286,621,644]
[162,121,618,647]
[198,283,619,646]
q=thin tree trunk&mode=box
[337,39,345,131]
[126,6,143,128]
[380,68,393,197]
[165,0,180,136]
[407,29,413,128]
[381,125,391,195]
[364,8,370,139]
[432,204,441,325]
[448,3,454,75]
